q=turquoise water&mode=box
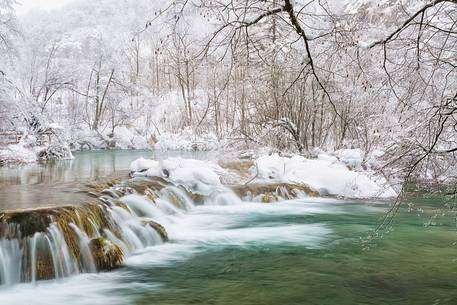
[1,196,456,305]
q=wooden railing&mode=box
[0,131,53,146]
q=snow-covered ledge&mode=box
[130,153,396,200]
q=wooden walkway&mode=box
[0,131,53,146]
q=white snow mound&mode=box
[131,153,397,199]
[254,154,396,198]
[130,157,227,195]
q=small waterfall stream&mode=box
[0,239,21,286]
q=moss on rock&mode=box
[143,220,169,242]
[231,183,319,202]
[127,177,171,194]
[88,237,124,271]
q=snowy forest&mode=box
[1,0,456,188]
[1,1,457,304]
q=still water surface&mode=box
[0,150,212,210]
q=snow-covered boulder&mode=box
[254,154,396,199]
[130,158,160,173]
[130,157,228,195]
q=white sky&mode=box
[17,0,74,15]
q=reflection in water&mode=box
[0,150,213,210]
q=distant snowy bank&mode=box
[0,128,224,165]
[154,130,225,151]
[0,142,73,165]
[66,127,224,152]
[68,127,152,151]
[129,151,397,200]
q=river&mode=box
[0,150,455,305]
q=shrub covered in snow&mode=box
[37,144,74,161]
[0,142,74,165]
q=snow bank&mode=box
[0,142,74,165]
[254,154,396,198]
[69,127,152,151]
[0,144,37,164]
[130,152,396,199]
[130,157,228,195]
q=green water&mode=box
[122,198,457,305]
[1,196,456,305]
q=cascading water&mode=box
[0,178,179,287]
[69,224,97,274]
[0,176,314,288]
[0,239,21,286]
[47,224,78,279]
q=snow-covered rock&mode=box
[130,158,160,173]
[254,154,396,199]
[130,153,397,199]
[130,157,228,195]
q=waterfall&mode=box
[0,178,177,287]
[47,224,78,279]
[159,186,195,211]
[69,224,96,274]
[0,177,311,288]
[0,239,21,286]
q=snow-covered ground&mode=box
[130,151,397,199]
[0,143,37,165]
